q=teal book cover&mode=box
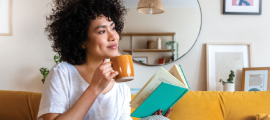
[179,65,190,89]
[130,82,189,118]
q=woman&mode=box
[38,0,172,120]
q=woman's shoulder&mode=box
[51,62,73,74]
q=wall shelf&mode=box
[120,32,175,56]
[123,49,174,52]
[121,32,175,37]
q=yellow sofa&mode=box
[1,90,270,120]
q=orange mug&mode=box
[110,55,134,83]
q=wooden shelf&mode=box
[123,49,174,52]
[121,32,175,36]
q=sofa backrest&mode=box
[131,91,225,120]
[0,90,42,120]
[1,90,270,120]
[221,91,270,120]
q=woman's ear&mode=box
[82,44,85,49]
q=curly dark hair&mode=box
[45,0,127,65]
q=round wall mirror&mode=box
[119,0,202,66]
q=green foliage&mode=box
[40,55,62,84]
[165,41,176,45]
[227,70,235,83]
[40,68,49,84]
[54,55,63,63]
[219,79,226,85]
[219,70,235,85]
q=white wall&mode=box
[1,0,270,92]
[0,0,53,92]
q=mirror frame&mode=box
[119,0,202,66]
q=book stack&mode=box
[130,64,190,118]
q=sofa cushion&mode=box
[168,91,224,120]
[131,91,224,120]
[0,90,42,120]
[221,91,270,120]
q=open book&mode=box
[130,65,190,118]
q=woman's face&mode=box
[84,15,119,59]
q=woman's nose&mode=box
[108,31,118,42]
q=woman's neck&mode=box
[75,55,104,84]
[83,56,103,72]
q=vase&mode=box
[147,40,155,49]
[156,38,162,49]
[165,44,171,49]
[223,83,235,92]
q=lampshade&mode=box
[137,0,164,14]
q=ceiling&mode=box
[122,0,199,8]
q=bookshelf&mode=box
[120,32,175,56]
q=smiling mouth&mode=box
[108,44,118,49]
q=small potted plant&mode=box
[219,70,235,92]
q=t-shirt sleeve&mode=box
[120,84,132,120]
[37,64,70,120]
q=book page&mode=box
[169,65,187,87]
[130,68,186,109]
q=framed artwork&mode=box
[223,0,262,15]
[0,0,12,36]
[133,56,148,64]
[242,67,270,91]
[206,42,252,91]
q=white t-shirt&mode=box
[37,62,132,120]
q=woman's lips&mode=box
[108,44,117,49]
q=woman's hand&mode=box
[153,108,172,118]
[88,59,118,93]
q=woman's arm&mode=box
[43,60,118,120]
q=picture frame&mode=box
[223,0,262,15]
[206,42,252,91]
[133,56,148,64]
[242,67,270,91]
[0,0,13,36]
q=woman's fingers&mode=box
[100,62,112,70]
[102,67,113,75]
[158,109,162,115]
[154,112,157,115]
[164,108,172,118]
[108,71,118,80]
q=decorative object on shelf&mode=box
[219,70,235,92]
[242,67,270,91]
[133,56,148,64]
[223,0,262,15]
[123,49,173,52]
[156,37,161,49]
[137,0,164,15]
[165,41,178,60]
[39,55,63,84]
[158,57,165,64]
[0,0,13,36]
[206,42,252,91]
[147,40,155,49]
[165,41,173,49]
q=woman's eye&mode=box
[99,30,105,34]
[111,27,115,31]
